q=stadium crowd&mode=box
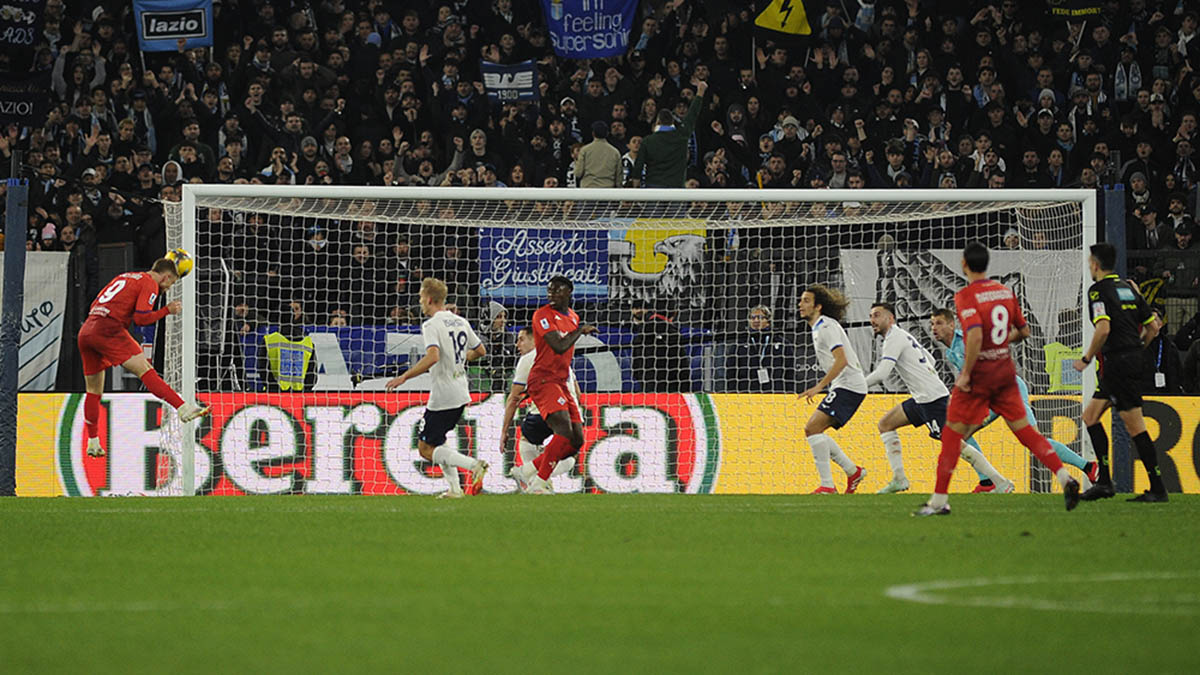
[6,0,1200,391]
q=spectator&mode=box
[1143,315,1184,394]
[629,300,688,393]
[632,79,708,187]
[1128,205,1171,250]
[727,305,795,393]
[575,121,623,188]
[477,301,515,393]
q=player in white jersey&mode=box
[386,278,489,498]
[500,327,583,492]
[798,285,867,494]
[865,303,1012,494]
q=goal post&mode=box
[165,185,1097,496]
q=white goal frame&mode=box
[177,185,1098,495]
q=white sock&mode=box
[929,492,949,508]
[960,444,1008,485]
[518,438,541,466]
[550,455,576,478]
[432,446,476,470]
[881,431,905,481]
[1055,467,1074,489]
[439,462,461,493]
[823,435,857,474]
[808,434,835,488]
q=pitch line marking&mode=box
[885,572,1200,615]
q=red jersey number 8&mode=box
[990,305,1009,345]
[97,279,127,304]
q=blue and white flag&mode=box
[480,61,540,103]
[133,0,213,52]
[540,0,639,59]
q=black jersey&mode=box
[1087,274,1154,354]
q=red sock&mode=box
[140,369,185,409]
[935,426,964,494]
[1014,424,1063,473]
[84,392,101,440]
[536,435,573,480]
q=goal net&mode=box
[158,186,1096,496]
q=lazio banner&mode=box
[0,252,69,391]
[541,0,639,59]
[133,0,213,52]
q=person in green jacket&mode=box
[631,79,708,188]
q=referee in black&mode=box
[1073,242,1168,502]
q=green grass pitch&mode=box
[2,495,1198,673]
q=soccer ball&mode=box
[165,247,194,278]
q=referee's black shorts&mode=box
[1096,350,1143,412]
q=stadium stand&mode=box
[5,0,1199,393]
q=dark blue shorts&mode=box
[520,413,553,445]
[419,406,465,447]
[902,396,949,439]
[816,388,865,429]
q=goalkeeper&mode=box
[930,309,1099,488]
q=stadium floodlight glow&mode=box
[165,185,1096,497]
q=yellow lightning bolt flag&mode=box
[754,0,817,37]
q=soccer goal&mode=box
[161,186,1097,496]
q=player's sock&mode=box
[535,435,572,480]
[1013,424,1064,474]
[84,392,101,440]
[1131,431,1167,494]
[431,446,476,471]
[1087,423,1112,484]
[439,462,461,494]
[518,438,541,466]
[1050,439,1087,471]
[960,443,1007,486]
[964,437,990,483]
[826,438,857,475]
[139,369,185,409]
[929,492,949,509]
[550,455,576,478]
[934,426,964,495]
[880,431,905,481]
[807,434,836,488]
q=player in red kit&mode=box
[509,275,596,494]
[914,242,1080,516]
[77,255,209,457]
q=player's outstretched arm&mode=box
[542,324,597,354]
[499,382,525,449]
[957,328,982,391]
[386,346,440,391]
[1006,323,1031,344]
[1074,320,1110,371]
[800,346,848,402]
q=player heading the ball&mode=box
[386,278,489,498]
[78,248,209,457]
[915,243,1080,516]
